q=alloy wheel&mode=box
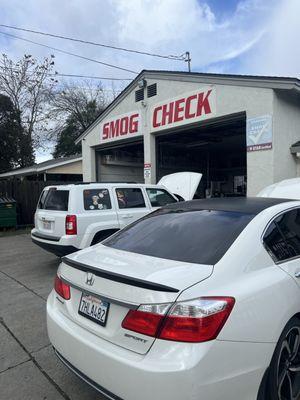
[277,326,300,400]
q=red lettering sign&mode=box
[152,89,214,130]
[101,113,140,141]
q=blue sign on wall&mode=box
[246,115,272,152]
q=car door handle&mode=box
[295,272,300,278]
[122,215,133,219]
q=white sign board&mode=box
[247,115,272,152]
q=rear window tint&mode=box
[263,209,300,262]
[116,188,146,209]
[104,209,254,264]
[38,189,69,211]
[83,189,111,210]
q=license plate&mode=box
[43,221,51,230]
[78,293,110,327]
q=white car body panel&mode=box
[257,177,300,199]
[31,181,179,256]
[47,294,274,400]
[47,198,300,400]
[158,171,202,201]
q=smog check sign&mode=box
[99,87,216,143]
[100,111,142,143]
[151,87,216,132]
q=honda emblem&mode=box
[85,272,95,286]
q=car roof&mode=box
[44,183,164,190]
[162,197,294,215]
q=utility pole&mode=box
[185,51,191,72]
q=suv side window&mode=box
[83,189,111,210]
[115,188,146,209]
[146,188,177,207]
[263,209,300,262]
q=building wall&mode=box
[81,74,300,196]
[272,91,300,184]
[46,160,82,175]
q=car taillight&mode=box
[65,215,77,235]
[54,275,71,300]
[122,304,170,336]
[122,297,235,343]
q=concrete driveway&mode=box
[0,233,104,400]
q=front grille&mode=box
[54,349,124,400]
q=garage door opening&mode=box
[96,141,144,183]
[156,114,246,198]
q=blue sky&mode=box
[0,0,299,161]
[205,0,240,16]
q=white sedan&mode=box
[47,197,300,400]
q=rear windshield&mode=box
[104,208,254,265]
[38,189,69,211]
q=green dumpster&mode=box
[0,196,17,228]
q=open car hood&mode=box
[158,172,202,201]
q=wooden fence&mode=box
[0,180,72,226]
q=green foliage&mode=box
[52,116,81,158]
[0,94,34,172]
[53,98,104,158]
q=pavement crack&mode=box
[0,317,71,400]
[0,269,47,302]
[0,358,30,374]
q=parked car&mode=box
[47,197,300,400]
[31,172,202,256]
[257,177,300,200]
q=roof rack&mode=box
[73,181,138,185]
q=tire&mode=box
[265,317,300,400]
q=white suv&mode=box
[31,173,201,257]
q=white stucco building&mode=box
[76,70,300,197]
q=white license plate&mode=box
[43,221,51,230]
[78,293,110,327]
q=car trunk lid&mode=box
[57,244,213,354]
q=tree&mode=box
[51,81,108,158]
[0,94,34,172]
[52,115,81,158]
[0,54,57,150]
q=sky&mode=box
[0,0,299,162]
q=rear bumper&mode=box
[47,290,273,400]
[31,237,78,257]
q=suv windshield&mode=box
[38,189,69,211]
[104,208,254,265]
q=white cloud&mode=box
[0,0,298,161]
[0,0,281,77]
[240,0,300,77]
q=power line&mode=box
[1,66,133,81]
[0,23,186,61]
[53,72,132,81]
[0,30,138,74]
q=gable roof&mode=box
[0,154,82,178]
[75,69,300,144]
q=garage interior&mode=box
[96,141,144,183]
[156,113,247,198]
